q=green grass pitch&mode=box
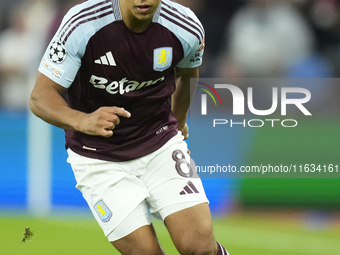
[1,212,339,255]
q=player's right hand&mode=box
[77,106,131,137]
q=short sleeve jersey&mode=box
[38,0,205,162]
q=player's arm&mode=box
[172,66,199,139]
[29,72,131,138]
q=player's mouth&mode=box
[136,4,151,13]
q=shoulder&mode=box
[55,0,117,45]
[156,0,204,46]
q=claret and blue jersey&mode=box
[38,0,205,162]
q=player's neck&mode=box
[122,16,152,33]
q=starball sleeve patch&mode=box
[49,41,67,64]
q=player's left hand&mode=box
[178,123,191,154]
[178,123,189,140]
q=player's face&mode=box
[121,0,161,23]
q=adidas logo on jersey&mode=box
[95,51,116,66]
[179,181,199,195]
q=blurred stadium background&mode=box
[0,0,340,254]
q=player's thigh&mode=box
[67,149,150,238]
[142,133,209,215]
[111,224,164,255]
[108,202,165,255]
[164,203,217,255]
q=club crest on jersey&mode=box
[49,41,67,64]
[94,200,112,223]
[153,47,172,72]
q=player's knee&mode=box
[179,245,217,255]
[111,241,164,255]
[131,247,164,255]
[177,238,217,255]
[174,222,217,254]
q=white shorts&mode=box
[67,132,209,241]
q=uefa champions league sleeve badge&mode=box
[49,41,67,64]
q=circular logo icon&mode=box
[49,41,67,64]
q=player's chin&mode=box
[134,9,155,20]
[135,13,153,21]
